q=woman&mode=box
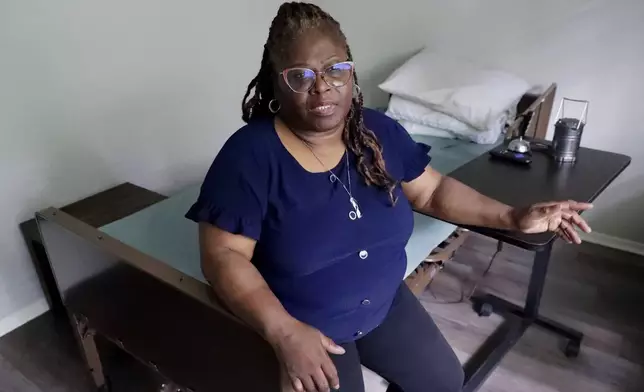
[186,3,592,392]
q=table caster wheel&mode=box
[564,340,580,358]
[476,302,493,317]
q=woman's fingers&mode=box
[560,220,581,244]
[313,368,330,392]
[288,364,335,392]
[562,210,592,233]
[299,375,316,392]
[275,323,342,392]
[290,376,304,392]
[322,360,340,390]
[321,335,345,355]
[556,228,572,244]
[532,200,593,212]
[536,201,592,239]
[557,227,576,244]
[567,200,594,212]
[558,200,594,211]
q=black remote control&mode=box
[489,148,532,165]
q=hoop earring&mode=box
[268,99,281,114]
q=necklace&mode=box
[293,133,363,221]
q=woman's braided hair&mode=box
[241,2,398,204]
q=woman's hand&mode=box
[511,200,593,243]
[268,319,345,392]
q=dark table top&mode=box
[445,145,631,251]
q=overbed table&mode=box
[442,144,631,391]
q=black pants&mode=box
[331,284,464,392]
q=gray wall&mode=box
[1,0,642,333]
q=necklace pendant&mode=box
[349,197,362,220]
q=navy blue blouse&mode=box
[186,109,431,343]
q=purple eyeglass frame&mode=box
[280,61,355,93]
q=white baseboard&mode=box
[581,231,644,257]
[0,297,50,338]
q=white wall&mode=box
[0,0,284,334]
[320,0,644,245]
[1,0,643,334]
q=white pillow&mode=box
[386,95,477,135]
[379,48,531,131]
[387,95,509,144]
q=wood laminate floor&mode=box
[1,234,643,391]
[421,235,644,392]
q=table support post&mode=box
[463,242,584,391]
[524,242,552,319]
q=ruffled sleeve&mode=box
[382,114,432,182]
[398,130,432,182]
[185,128,268,241]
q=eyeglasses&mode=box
[280,61,354,93]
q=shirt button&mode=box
[361,299,371,306]
[354,330,363,337]
[359,250,368,259]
